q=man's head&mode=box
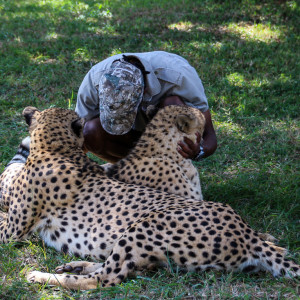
[99,59,144,135]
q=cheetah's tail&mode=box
[242,241,300,278]
[5,136,30,169]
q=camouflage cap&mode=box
[99,59,144,135]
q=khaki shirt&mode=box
[76,51,209,131]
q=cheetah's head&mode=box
[23,106,85,152]
[147,105,206,142]
[176,111,204,135]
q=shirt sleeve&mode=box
[170,65,209,112]
[75,67,100,120]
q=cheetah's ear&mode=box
[71,118,84,137]
[23,107,40,125]
[146,105,158,119]
[22,106,40,132]
[175,113,199,134]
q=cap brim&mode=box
[100,107,138,135]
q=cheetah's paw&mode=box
[55,261,101,275]
[27,271,54,285]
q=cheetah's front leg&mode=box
[0,212,9,242]
[27,271,101,290]
[0,204,35,243]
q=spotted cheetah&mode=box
[104,105,276,243]
[106,105,205,200]
[0,106,299,290]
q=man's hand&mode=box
[177,132,201,159]
[160,96,217,160]
[177,110,217,160]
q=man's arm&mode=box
[200,109,217,158]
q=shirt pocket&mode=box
[153,68,182,86]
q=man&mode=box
[75,51,217,163]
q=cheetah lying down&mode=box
[106,105,205,200]
[0,106,299,289]
[104,106,276,243]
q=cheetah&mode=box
[0,106,298,290]
[106,105,205,200]
[104,105,277,243]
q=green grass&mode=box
[0,0,299,298]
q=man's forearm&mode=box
[201,110,217,158]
